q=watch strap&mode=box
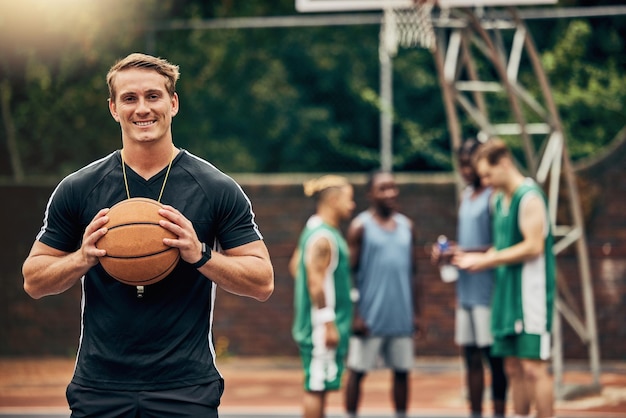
[190,242,211,269]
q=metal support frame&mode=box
[379,9,395,172]
[431,6,601,399]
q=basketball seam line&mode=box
[103,247,178,259]
[106,222,162,229]
[111,254,180,285]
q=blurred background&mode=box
[1,0,625,179]
[1,0,625,364]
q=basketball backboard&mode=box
[296,0,557,12]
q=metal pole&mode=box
[517,12,601,387]
[553,296,564,397]
[379,10,394,172]
[432,32,464,195]
[463,10,537,173]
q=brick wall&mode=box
[1,146,624,360]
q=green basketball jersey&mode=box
[291,215,353,354]
[491,179,556,338]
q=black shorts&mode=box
[66,379,224,418]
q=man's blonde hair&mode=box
[303,175,350,199]
[106,53,180,100]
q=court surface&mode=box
[2,413,625,418]
[1,357,625,418]
[0,415,462,418]
[0,414,472,418]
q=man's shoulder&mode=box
[393,212,414,230]
[178,150,239,188]
[518,178,544,195]
[349,210,370,230]
[302,217,340,246]
[58,152,118,192]
[518,179,546,205]
[393,211,412,222]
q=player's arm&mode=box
[346,217,363,272]
[347,217,369,335]
[455,195,546,271]
[488,194,546,264]
[288,248,300,280]
[306,236,332,309]
[23,208,110,299]
[409,219,423,334]
[305,236,339,348]
[158,204,274,302]
[410,219,420,305]
[202,240,274,302]
[409,219,419,278]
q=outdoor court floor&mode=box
[1,356,625,418]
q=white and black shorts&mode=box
[455,305,493,347]
[347,336,413,372]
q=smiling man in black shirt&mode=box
[22,53,274,418]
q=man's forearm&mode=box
[23,251,90,299]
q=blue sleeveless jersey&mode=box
[456,186,495,308]
[355,211,414,336]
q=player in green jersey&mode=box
[455,139,556,418]
[290,175,355,418]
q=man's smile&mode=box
[134,120,156,127]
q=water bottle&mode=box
[437,235,458,283]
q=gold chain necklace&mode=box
[121,148,175,202]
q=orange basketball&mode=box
[97,197,180,286]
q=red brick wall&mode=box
[1,150,624,360]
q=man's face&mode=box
[337,185,356,220]
[459,154,478,186]
[369,172,399,213]
[475,158,505,189]
[108,68,178,145]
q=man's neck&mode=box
[121,143,178,180]
[372,206,394,221]
[317,208,340,229]
[503,171,526,198]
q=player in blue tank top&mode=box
[344,170,420,418]
[433,138,507,418]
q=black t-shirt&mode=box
[36,149,262,390]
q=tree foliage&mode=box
[0,0,624,178]
[539,18,626,159]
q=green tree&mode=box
[1,0,625,178]
[0,0,160,178]
[537,19,626,159]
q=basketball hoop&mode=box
[381,1,436,55]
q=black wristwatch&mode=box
[190,242,212,269]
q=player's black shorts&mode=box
[66,378,224,418]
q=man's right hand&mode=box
[352,314,369,337]
[325,322,340,348]
[82,208,110,267]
